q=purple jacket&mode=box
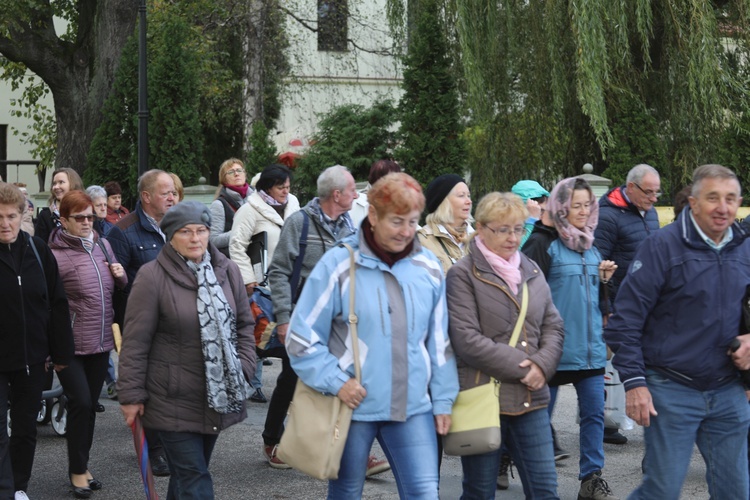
[49,228,127,356]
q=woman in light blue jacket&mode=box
[287,173,459,499]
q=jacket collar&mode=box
[469,238,540,284]
[156,242,229,290]
[677,207,746,251]
[248,191,285,226]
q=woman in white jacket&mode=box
[228,164,300,294]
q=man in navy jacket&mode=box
[595,164,661,445]
[605,164,750,499]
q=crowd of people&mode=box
[1,160,750,500]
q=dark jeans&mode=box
[160,431,218,500]
[261,346,297,446]
[57,352,110,475]
[0,362,47,496]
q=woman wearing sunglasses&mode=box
[49,190,127,498]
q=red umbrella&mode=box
[130,415,159,500]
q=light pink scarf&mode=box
[548,177,598,253]
[475,236,522,295]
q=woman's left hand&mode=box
[519,359,545,391]
[109,263,125,279]
[434,414,452,436]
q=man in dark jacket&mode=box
[106,169,176,477]
[0,183,74,499]
[605,164,750,499]
[594,164,661,445]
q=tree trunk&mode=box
[0,0,137,177]
[243,0,268,152]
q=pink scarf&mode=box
[547,177,598,253]
[475,236,522,294]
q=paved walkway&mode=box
[24,362,711,499]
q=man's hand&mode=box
[120,403,144,427]
[526,199,541,219]
[276,323,289,344]
[434,414,452,436]
[730,334,750,370]
[245,282,257,296]
[337,378,367,410]
[626,386,657,427]
[519,359,545,391]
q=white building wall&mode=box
[273,0,403,152]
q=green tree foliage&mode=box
[294,101,398,204]
[395,0,465,186]
[148,14,203,185]
[245,122,279,177]
[387,0,750,201]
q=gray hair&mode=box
[86,185,107,202]
[691,164,740,197]
[137,169,169,200]
[626,164,660,185]
[317,165,351,200]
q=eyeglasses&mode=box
[175,227,209,238]
[68,214,95,222]
[485,225,525,237]
[633,183,662,199]
[226,169,246,176]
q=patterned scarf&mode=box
[547,177,598,253]
[186,252,249,414]
[308,197,355,239]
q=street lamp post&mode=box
[138,0,148,177]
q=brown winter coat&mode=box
[446,238,564,415]
[117,242,256,434]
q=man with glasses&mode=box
[594,164,661,445]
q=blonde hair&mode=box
[474,192,528,228]
[369,173,425,217]
[425,183,473,226]
[169,173,184,202]
[0,183,28,214]
[216,158,246,196]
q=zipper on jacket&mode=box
[13,242,30,375]
[87,247,107,351]
[582,253,593,369]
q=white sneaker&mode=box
[15,491,30,500]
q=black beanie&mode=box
[424,174,464,214]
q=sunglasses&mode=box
[68,214,96,222]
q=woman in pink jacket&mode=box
[49,190,127,498]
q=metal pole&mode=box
[137,0,149,177]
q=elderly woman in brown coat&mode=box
[118,202,256,500]
[446,192,564,499]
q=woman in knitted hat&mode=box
[118,201,256,499]
[418,174,474,274]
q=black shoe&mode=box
[88,478,102,491]
[95,403,105,413]
[70,477,92,499]
[603,428,628,445]
[249,388,268,403]
[262,358,273,366]
[151,455,170,477]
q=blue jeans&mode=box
[328,411,438,499]
[628,371,750,500]
[160,431,219,500]
[461,408,559,499]
[549,373,605,480]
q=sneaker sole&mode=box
[366,463,391,477]
[555,452,570,461]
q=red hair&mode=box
[368,173,425,216]
[59,190,94,218]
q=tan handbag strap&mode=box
[508,282,528,348]
[341,243,361,382]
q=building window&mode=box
[318,0,348,52]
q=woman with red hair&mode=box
[49,190,127,498]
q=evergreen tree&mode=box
[148,15,203,186]
[245,122,279,176]
[294,101,398,204]
[395,0,465,186]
